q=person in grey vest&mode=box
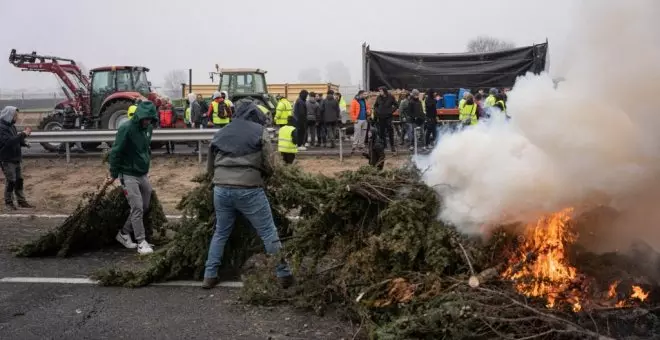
[203,98,294,290]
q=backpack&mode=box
[159,109,173,127]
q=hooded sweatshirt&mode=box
[306,97,320,122]
[108,101,159,178]
[294,90,308,123]
[0,106,27,162]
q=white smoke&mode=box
[420,0,660,238]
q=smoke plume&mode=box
[420,0,660,248]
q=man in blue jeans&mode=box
[203,98,294,289]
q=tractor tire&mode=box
[101,100,133,130]
[37,114,68,152]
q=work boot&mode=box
[278,275,295,289]
[17,201,34,209]
[202,277,219,289]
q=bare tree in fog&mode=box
[466,36,516,53]
[298,68,322,83]
[325,61,351,86]
[163,69,187,98]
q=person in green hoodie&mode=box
[106,101,159,255]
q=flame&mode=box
[608,281,619,299]
[631,285,649,302]
[502,208,578,309]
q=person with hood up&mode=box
[424,89,438,150]
[305,92,320,147]
[274,95,293,129]
[373,86,398,153]
[0,106,33,210]
[203,99,294,290]
[349,90,370,152]
[459,93,479,127]
[319,90,341,148]
[293,90,308,150]
[407,89,425,151]
[362,125,385,170]
[107,101,159,255]
[207,91,231,128]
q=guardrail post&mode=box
[339,128,345,163]
[65,142,71,163]
[198,140,202,163]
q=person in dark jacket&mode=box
[319,90,341,148]
[196,94,209,127]
[424,89,438,150]
[107,101,159,255]
[363,126,385,170]
[305,92,320,147]
[373,86,398,153]
[293,90,308,150]
[0,106,33,210]
[407,89,425,151]
[203,99,294,290]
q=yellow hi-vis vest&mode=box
[277,125,297,154]
[127,105,137,120]
[459,98,466,110]
[275,99,293,125]
[459,103,478,125]
[184,107,191,124]
[212,101,230,125]
[485,95,496,107]
[496,100,507,113]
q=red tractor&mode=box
[8,49,174,152]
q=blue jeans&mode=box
[204,186,292,279]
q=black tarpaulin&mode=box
[366,43,548,92]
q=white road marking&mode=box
[0,277,243,288]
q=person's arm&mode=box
[275,101,284,121]
[108,125,129,179]
[334,100,341,120]
[291,128,298,143]
[261,129,274,178]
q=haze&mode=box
[0,0,576,91]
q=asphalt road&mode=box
[0,217,357,340]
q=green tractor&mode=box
[212,67,277,118]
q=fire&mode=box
[631,285,649,302]
[502,208,578,309]
[608,281,619,299]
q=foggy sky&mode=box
[0,0,577,91]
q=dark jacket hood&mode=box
[132,101,158,127]
[233,100,267,126]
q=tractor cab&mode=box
[217,68,276,111]
[90,66,152,117]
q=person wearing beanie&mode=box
[107,100,159,255]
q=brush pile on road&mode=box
[13,163,660,339]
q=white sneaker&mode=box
[298,146,307,151]
[116,232,137,249]
[305,143,310,147]
[137,240,153,255]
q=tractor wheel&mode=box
[37,114,68,152]
[101,100,133,130]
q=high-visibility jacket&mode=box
[495,100,507,113]
[277,125,297,154]
[459,98,466,110]
[485,95,496,107]
[257,104,269,114]
[184,107,191,124]
[459,103,478,125]
[211,100,231,125]
[127,105,137,120]
[274,99,293,125]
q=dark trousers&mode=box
[165,141,175,154]
[1,161,27,204]
[296,120,307,147]
[306,121,317,146]
[281,153,296,165]
[425,120,437,147]
[377,116,395,150]
[320,122,336,146]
